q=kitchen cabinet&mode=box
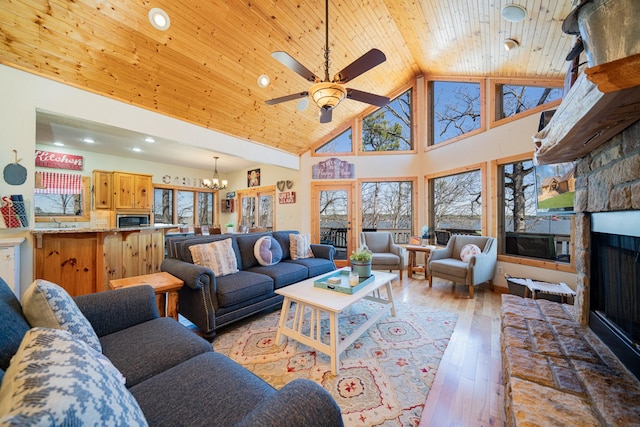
[113,172,152,210]
[93,170,113,209]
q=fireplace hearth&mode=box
[590,210,640,380]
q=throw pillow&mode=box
[189,238,239,277]
[0,328,147,426]
[460,244,482,262]
[254,236,283,266]
[290,233,314,260]
[22,279,102,353]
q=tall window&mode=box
[153,185,216,226]
[153,188,173,224]
[315,128,353,154]
[362,88,413,152]
[237,187,275,230]
[361,180,414,244]
[431,81,481,144]
[496,83,563,120]
[430,169,482,244]
[499,159,571,263]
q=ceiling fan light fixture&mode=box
[504,38,520,51]
[148,8,170,31]
[257,74,270,88]
[501,4,527,22]
[310,82,347,110]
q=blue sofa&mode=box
[0,278,343,426]
[162,230,336,340]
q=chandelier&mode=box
[203,156,227,190]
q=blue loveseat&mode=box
[162,230,336,340]
[0,278,343,426]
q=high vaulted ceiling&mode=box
[1,0,575,156]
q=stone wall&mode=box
[571,119,640,324]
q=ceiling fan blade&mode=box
[265,92,309,105]
[347,89,390,107]
[272,52,320,82]
[333,49,386,83]
[319,107,333,123]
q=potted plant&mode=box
[225,222,235,233]
[350,246,373,278]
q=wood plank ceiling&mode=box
[0,0,575,155]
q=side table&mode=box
[109,272,184,320]
[406,245,435,279]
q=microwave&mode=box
[116,214,150,228]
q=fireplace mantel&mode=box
[533,53,640,165]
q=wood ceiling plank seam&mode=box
[537,1,573,77]
[527,0,571,77]
[419,1,452,75]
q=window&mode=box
[362,88,413,152]
[429,169,483,245]
[495,83,563,121]
[237,187,275,230]
[315,128,353,154]
[499,158,572,263]
[34,174,90,222]
[153,185,216,226]
[431,81,482,145]
[360,179,415,244]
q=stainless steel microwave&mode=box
[116,214,150,228]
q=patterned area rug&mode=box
[215,300,458,426]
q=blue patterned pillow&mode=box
[0,328,147,426]
[22,279,102,353]
[254,236,283,266]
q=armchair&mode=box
[360,231,404,279]
[427,235,497,298]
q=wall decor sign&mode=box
[35,150,83,171]
[312,157,354,179]
[278,191,296,204]
[248,168,260,187]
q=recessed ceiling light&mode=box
[501,4,527,22]
[132,147,142,152]
[82,137,95,143]
[148,8,170,31]
[257,74,270,88]
[53,142,64,147]
[144,137,155,143]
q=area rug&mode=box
[215,300,458,426]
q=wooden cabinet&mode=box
[93,170,113,209]
[113,172,152,210]
[34,228,165,297]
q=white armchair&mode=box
[360,232,404,280]
[427,235,497,298]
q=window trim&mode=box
[34,176,91,223]
[491,153,576,273]
[490,78,563,129]
[152,183,218,226]
[236,185,276,229]
[310,123,357,157]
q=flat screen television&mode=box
[535,161,576,215]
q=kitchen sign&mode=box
[35,150,83,171]
[278,191,296,204]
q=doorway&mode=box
[312,182,356,268]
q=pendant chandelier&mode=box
[203,156,227,190]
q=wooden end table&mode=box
[406,244,435,279]
[109,272,184,320]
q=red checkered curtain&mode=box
[34,172,83,194]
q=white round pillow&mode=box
[460,244,481,262]
[254,236,283,266]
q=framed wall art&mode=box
[247,168,260,187]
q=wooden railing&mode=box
[320,227,413,246]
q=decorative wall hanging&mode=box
[312,157,354,179]
[3,150,27,185]
[248,168,260,187]
[278,191,296,204]
[35,150,83,171]
[277,181,285,192]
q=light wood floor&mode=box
[393,275,506,427]
[180,272,507,427]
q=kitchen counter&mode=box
[32,224,180,234]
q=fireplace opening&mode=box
[590,211,640,380]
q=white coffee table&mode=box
[275,268,396,375]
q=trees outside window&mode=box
[237,187,275,230]
[153,185,216,226]
[362,88,412,152]
[500,159,572,263]
[34,176,90,222]
[361,180,414,244]
[432,81,481,144]
[497,83,563,120]
[153,188,173,224]
[315,128,352,154]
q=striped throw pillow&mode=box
[189,238,239,276]
[290,233,314,260]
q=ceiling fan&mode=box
[265,0,390,123]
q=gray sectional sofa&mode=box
[0,278,343,426]
[162,230,336,340]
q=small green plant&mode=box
[225,222,234,228]
[350,246,372,262]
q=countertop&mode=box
[32,224,180,234]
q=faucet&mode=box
[51,217,61,228]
